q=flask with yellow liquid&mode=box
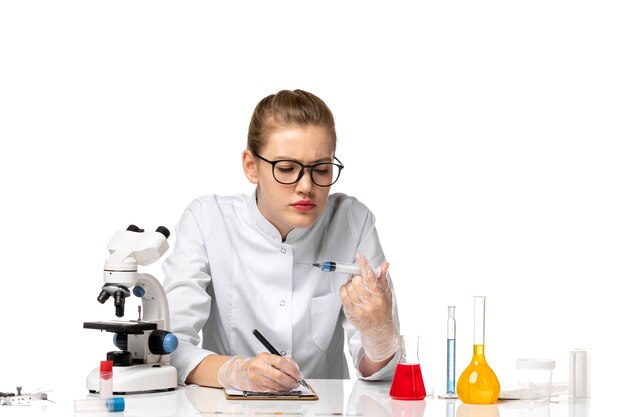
[457,296,500,404]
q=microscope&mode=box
[83,225,178,394]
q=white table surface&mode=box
[1,379,590,417]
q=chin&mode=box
[288,212,320,229]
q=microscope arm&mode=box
[135,273,171,331]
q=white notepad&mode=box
[224,382,318,400]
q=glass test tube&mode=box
[447,306,456,394]
[75,398,125,413]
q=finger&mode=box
[378,262,390,291]
[346,274,371,299]
[256,373,297,392]
[254,357,300,391]
[266,356,303,389]
[272,356,304,382]
[356,254,379,290]
[248,354,278,390]
[340,284,369,317]
[355,254,373,279]
[339,283,356,310]
[253,372,284,392]
[350,271,382,297]
[340,286,368,326]
[341,279,369,306]
[244,359,280,392]
[264,368,301,391]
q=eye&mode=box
[275,162,298,173]
[313,164,332,175]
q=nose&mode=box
[294,167,314,194]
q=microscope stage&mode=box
[83,321,158,334]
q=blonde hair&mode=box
[247,89,337,154]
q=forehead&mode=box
[262,125,335,161]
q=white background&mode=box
[1,0,623,410]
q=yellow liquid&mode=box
[456,344,500,404]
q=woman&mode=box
[163,89,400,392]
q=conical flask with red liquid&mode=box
[389,335,427,400]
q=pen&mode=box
[252,329,309,389]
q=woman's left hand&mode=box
[339,254,399,361]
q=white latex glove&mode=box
[217,353,303,392]
[339,254,399,362]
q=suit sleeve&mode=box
[342,201,401,381]
[162,204,215,385]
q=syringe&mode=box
[304,261,381,277]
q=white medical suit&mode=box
[162,191,400,385]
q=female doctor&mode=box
[162,89,400,392]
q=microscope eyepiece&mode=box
[156,226,170,239]
[126,224,144,232]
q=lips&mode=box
[291,200,316,212]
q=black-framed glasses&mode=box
[252,151,344,187]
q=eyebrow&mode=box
[273,156,333,163]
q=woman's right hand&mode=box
[217,353,303,392]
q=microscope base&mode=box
[87,363,177,394]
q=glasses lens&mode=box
[273,161,302,184]
[311,163,340,186]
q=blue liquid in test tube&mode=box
[447,306,456,394]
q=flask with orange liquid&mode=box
[456,296,500,404]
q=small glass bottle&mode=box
[456,296,500,404]
[99,360,113,398]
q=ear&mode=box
[242,150,259,184]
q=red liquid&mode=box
[389,363,426,400]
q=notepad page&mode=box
[225,383,314,396]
